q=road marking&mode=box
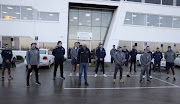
[68,75,140,77]
[64,86,179,90]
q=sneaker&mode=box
[103,74,107,78]
[53,77,56,80]
[85,82,89,86]
[142,75,145,79]
[166,77,170,80]
[61,76,65,80]
[78,83,81,86]
[150,76,152,79]
[69,73,72,77]
[94,74,97,78]
[134,70,137,73]
[127,75,130,77]
[76,73,79,76]
[120,80,124,83]
[113,79,116,83]
[35,82,41,85]
[140,80,143,83]
[147,80,151,83]
[2,77,4,81]
[30,72,32,76]
[8,76,13,80]
[173,77,176,81]
[27,85,30,87]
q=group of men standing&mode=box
[1,41,177,87]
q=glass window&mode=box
[147,14,159,27]
[132,13,146,26]
[39,50,46,54]
[2,5,20,19]
[69,26,78,39]
[39,12,59,21]
[126,0,142,2]
[173,17,180,28]
[101,27,108,41]
[69,12,79,26]
[92,27,101,40]
[124,12,132,24]
[0,5,1,18]
[160,16,173,28]
[162,0,173,5]
[177,0,180,6]
[21,6,38,20]
[79,11,91,26]
[145,0,161,4]
[101,13,112,27]
[78,26,91,32]
[92,12,101,27]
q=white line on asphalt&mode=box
[64,86,179,90]
[68,75,140,77]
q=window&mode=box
[177,0,180,6]
[126,0,142,2]
[124,12,132,24]
[162,0,173,5]
[39,50,46,54]
[0,5,1,19]
[69,26,78,39]
[145,0,161,4]
[39,12,59,21]
[173,17,180,28]
[147,14,159,27]
[21,6,38,20]
[132,13,146,25]
[160,16,173,28]
[92,27,101,40]
[101,13,112,27]
[92,12,101,27]
[69,11,79,26]
[2,5,20,19]
[79,11,91,26]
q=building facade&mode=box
[0,0,180,61]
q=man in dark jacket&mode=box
[77,43,91,86]
[122,46,130,77]
[130,45,137,72]
[94,44,106,78]
[153,47,163,73]
[52,41,65,80]
[1,44,13,81]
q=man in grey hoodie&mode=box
[70,42,79,77]
[110,45,116,69]
[165,46,176,81]
[140,49,151,83]
[113,46,125,83]
[26,43,41,87]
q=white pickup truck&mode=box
[24,49,54,68]
[136,53,166,67]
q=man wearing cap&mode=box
[130,45,137,72]
[165,46,176,81]
[113,46,125,83]
[122,46,130,77]
[140,49,151,83]
[153,47,163,74]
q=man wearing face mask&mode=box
[94,44,106,78]
[26,43,40,87]
[70,42,79,77]
[52,41,65,80]
[165,46,176,81]
[1,44,13,81]
[110,45,116,69]
[143,46,153,79]
[113,46,125,83]
[153,47,163,74]
[140,49,151,83]
[130,45,137,73]
[77,43,91,86]
[122,46,130,77]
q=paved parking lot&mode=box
[0,61,180,104]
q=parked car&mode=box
[136,52,166,67]
[24,49,54,68]
[174,53,180,66]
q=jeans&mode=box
[54,60,64,77]
[140,66,150,81]
[79,63,88,84]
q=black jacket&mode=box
[130,49,137,60]
[77,47,91,64]
[52,46,65,61]
[1,49,13,62]
[96,48,106,59]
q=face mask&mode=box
[75,44,78,47]
[157,49,159,52]
[100,46,103,49]
[144,51,147,54]
[168,48,171,51]
[83,45,87,49]
[118,48,121,51]
[58,44,62,47]
[123,47,126,50]
[5,46,8,49]
[32,45,36,49]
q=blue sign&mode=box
[35,36,38,41]
[174,43,176,47]
[144,42,147,46]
